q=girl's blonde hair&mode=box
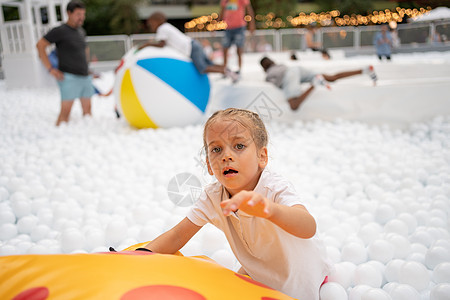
[203,108,268,154]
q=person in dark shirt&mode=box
[36,0,95,126]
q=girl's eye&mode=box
[235,143,245,150]
[211,147,221,153]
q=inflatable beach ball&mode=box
[114,46,210,129]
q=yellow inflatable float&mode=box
[0,242,295,299]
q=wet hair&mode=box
[203,108,268,155]
[260,57,274,71]
[321,49,331,59]
[67,0,85,12]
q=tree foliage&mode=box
[109,0,142,35]
[83,0,141,35]
[252,0,298,18]
[314,0,374,15]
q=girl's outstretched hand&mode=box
[220,191,271,218]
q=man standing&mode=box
[36,0,94,126]
[219,0,255,77]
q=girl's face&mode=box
[205,118,268,197]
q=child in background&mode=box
[135,108,331,299]
[260,56,377,111]
[139,12,239,83]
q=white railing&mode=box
[3,21,27,54]
[1,20,450,70]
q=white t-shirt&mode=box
[156,22,192,57]
[187,168,331,299]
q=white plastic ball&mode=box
[425,246,450,270]
[60,228,86,253]
[179,239,202,257]
[28,183,47,199]
[30,197,50,214]
[430,283,450,300]
[7,177,26,193]
[433,262,450,284]
[420,289,430,300]
[385,233,411,259]
[0,186,9,201]
[429,217,447,228]
[16,215,39,234]
[16,240,33,254]
[397,213,417,234]
[326,246,341,264]
[410,242,428,256]
[27,244,48,254]
[0,244,17,256]
[30,224,51,242]
[10,192,31,218]
[388,284,420,300]
[53,203,71,221]
[414,210,430,227]
[132,204,152,225]
[105,218,128,246]
[139,225,162,242]
[406,252,425,264]
[341,242,368,264]
[354,263,383,288]
[91,246,109,253]
[201,227,227,255]
[349,284,372,300]
[368,239,395,263]
[36,207,54,226]
[384,219,409,236]
[361,288,392,300]
[375,204,395,225]
[84,228,106,251]
[16,233,32,242]
[211,249,236,270]
[385,259,405,282]
[0,209,16,225]
[328,261,357,289]
[382,282,399,294]
[117,238,139,251]
[358,223,383,246]
[398,261,430,291]
[0,223,18,240]
[126,225,141,240]
[320,282,348,300]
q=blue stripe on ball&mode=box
[137,58,210,112]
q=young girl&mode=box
[138,108,331,299]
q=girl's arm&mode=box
[221,191,316,239]
[142,217,202,253]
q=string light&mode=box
[184,7,433,32]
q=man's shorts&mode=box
[190,39,213,74]
[57,73,95,101]
[281,66,317,99]
[222,26,246,49]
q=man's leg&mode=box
[80,97,92,116]
[223,47,229,68]
[237,47,243,71]
[56,100,75,126]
